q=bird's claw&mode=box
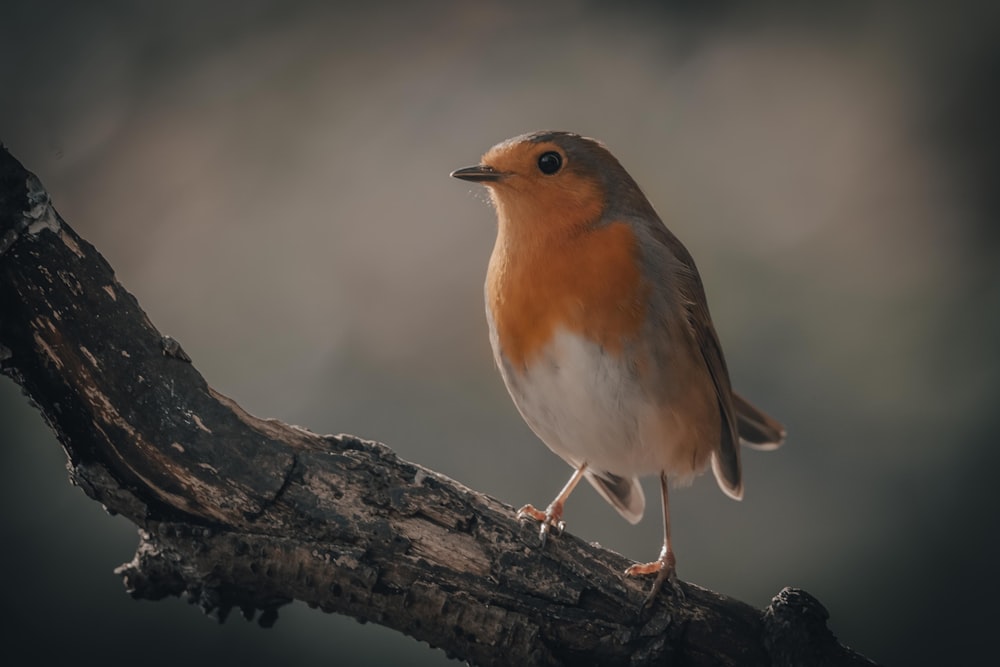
[516,503,565,547]
[516,504,546,523]
[624,549,683,607]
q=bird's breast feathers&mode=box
[485,219,717,478]
[485,220,648,371]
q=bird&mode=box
[450,130,785,604]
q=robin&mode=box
[451,131,785,603]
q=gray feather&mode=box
[586,470,645,524]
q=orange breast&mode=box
[487,221,648,370]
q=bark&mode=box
[0,145,878,666]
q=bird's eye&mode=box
[537,151,562,175]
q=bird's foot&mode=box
[624,547,683,607]
[516,502,565,547]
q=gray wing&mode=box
[640,218,743,499]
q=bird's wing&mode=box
[641,219,743,499]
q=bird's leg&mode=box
[624,472,684,605]
[517,463,587,547]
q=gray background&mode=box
[2,1,998,665]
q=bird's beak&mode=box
[450,164,503,183]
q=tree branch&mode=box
[0,145,877,666]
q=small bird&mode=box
[451,131,785,603]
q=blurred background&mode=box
[2,1,998,665]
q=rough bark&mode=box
[0,144,878,666]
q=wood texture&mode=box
[0,145,878,666]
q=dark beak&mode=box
[450,164,503,183]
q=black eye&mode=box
[537,151,562,175]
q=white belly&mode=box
[494,327,666,477]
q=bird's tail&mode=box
[733,391,786,451]
[586,470,645,524]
